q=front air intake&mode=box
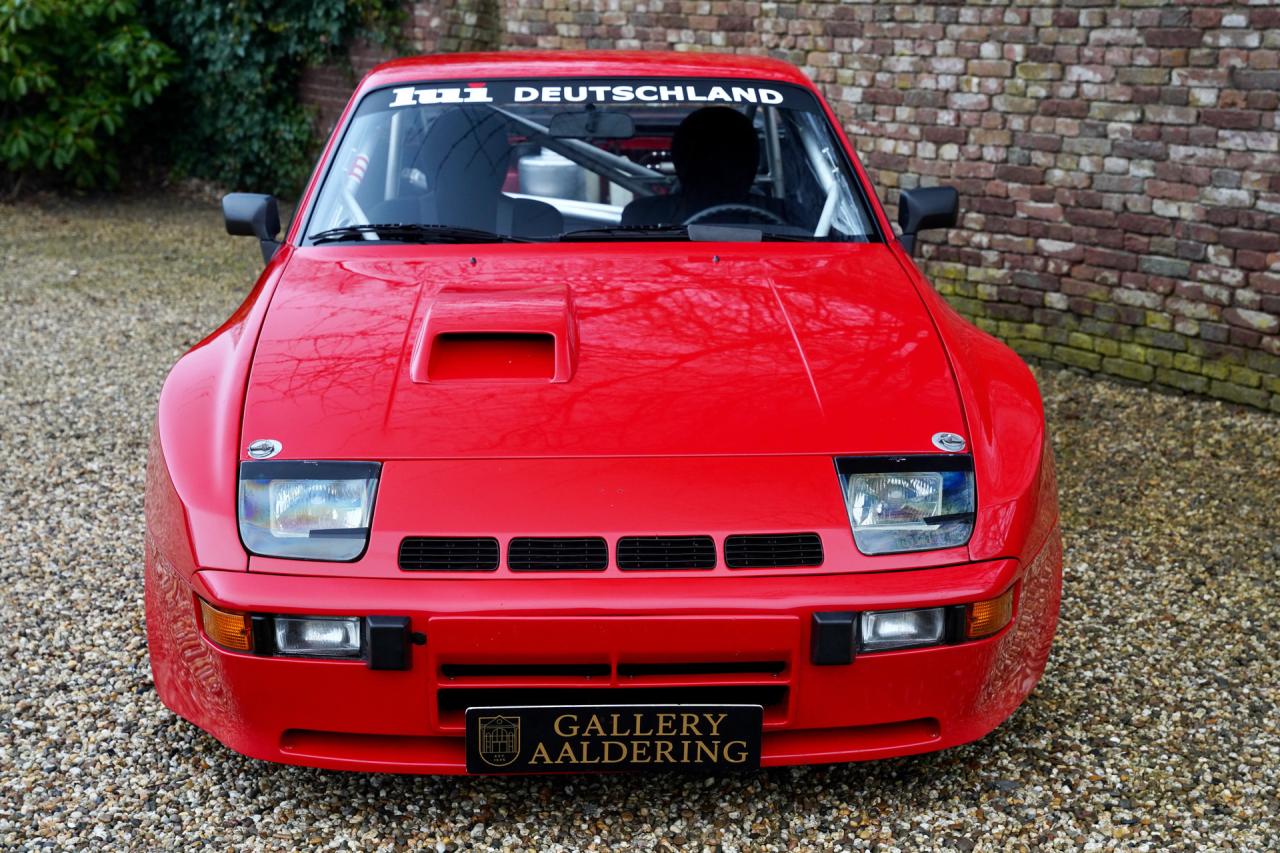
[399,537,500,572]
[508,537,608,571]
[724,533,824,568]
[616,536,716,570]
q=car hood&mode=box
[241,242,965,460]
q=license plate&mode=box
[465,704,762,773]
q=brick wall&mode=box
[302,1,1280,412]
[300,2,501,130]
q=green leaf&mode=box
[1,0,175,188]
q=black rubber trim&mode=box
[239,460,381,481]
[617,661,786,676]
[438,685,787,713]
[441,663,611,678]
[366,615,412,671]
[834,454,973,476]
[811,611,856,665]
[250,614,274,656]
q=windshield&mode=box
[304,77,879,244]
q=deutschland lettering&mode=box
[388,83,785,108]
[513,84,783,105]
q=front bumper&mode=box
[146,530,1061,774]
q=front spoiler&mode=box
[146,532,1062,773]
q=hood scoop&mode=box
[410,286,578,383]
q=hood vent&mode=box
[508,537,608,572]
[427,332,556,381]
[724,533,824,568]
[616,535,716,571]
[399,537,499,572]
[410,286,578,383]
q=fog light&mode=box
[967,587,1015,639]
[199,599,253,652]
[274,616,362,658]
[859,607,945,652]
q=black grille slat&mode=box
[438,685,787,713]
[616,536,716,570]
[508,537,608,571]
[399,533,819,572]
[399,537,500,572]
[724,533,824,569]
[441,663,611,678]
[617,661,787,676]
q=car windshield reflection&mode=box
[304,78,878,244]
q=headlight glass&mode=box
[238,461,380,561]
[836,456,974,555]
[860,608,946,652]
[274,616,363,657]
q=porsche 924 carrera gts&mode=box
[145,51,1062,774]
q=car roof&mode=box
[362,50,815,91]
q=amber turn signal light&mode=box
[966,587,1015,639]
[199,599,253,652]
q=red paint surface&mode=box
[146,51,1061,773]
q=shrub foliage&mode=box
[148,0,401,197]
[0,0,175,190]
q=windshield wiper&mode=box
[560,224,838,243]
[308,223,532,245]
[559,224,692,242]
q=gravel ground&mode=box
[1,194,1278,851]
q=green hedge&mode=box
[146,0,401,197]
[0,0,175,191]
[0,0,399,194]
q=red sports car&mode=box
[146,51,1061,774]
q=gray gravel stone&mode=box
[2,194,1278,850]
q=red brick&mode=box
[1201,109,1262,130]
[1117,213,1175,237]
[995,165,1045,184]
[1221,230,1280,252]
[1143,29,1204,48]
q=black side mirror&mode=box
[222,193,281,264]
[897,186,958,256]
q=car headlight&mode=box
[238,461,381,561]
[835,456,974,555]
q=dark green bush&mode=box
[0,0,175,191]
[147,1,401,197]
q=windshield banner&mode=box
[382,79,816,111]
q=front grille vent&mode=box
[399,537,499,572]
[441,663,611,678]
[508,537,608,571]
[617,660,787,676]
[724,533,824,568]
[616,535,716,570]
[438,685,787,714]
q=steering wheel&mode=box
[683,203,786,226]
